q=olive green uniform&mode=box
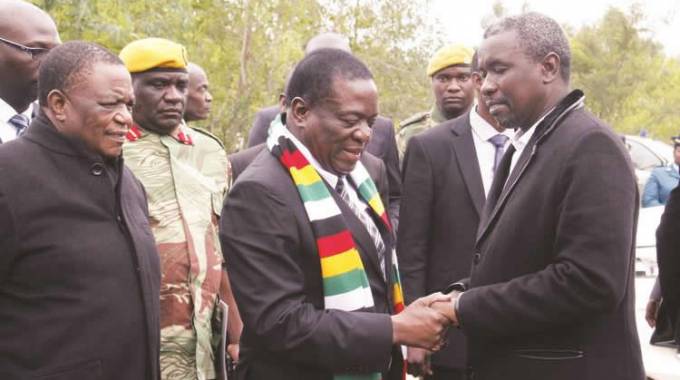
[397,106,447,158]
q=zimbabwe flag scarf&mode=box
[267,118,405,380]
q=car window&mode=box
[627,139,664,170]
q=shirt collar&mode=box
[127,120,194,145]
[0,97,32,125]
[510,107,553,153]
[279,123,341,189]
[470,105,514,141]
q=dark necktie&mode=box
[484,143,516,218]
[9,114,29,137]
[488,134,510,173]
[336,178,386,279]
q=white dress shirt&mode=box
[469,107,514,196]
[0,98,32,143]
[507,108,555,175]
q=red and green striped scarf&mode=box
[267,120,405,380]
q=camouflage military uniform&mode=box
[397,106,447,158]
[124,122,230,380]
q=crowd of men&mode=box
[0,0,674,379]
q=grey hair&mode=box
[484,12,571,81]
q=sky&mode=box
[430,0,680,57]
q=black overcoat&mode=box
[0,116,161,380]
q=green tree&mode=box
[570,5,680,140]
[33,0,441,150]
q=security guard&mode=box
[397,44,475,157]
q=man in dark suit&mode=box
[432,13,644,380]
[657,178,680,350]
[0,0,60,142]
[246,32,402,228]
[220,49,450,380]
[398,52,511,379]
[0,41,161,379]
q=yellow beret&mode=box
[426,44,474,77]
[119,38,188,73]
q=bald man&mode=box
[304,31,351,54]
[184,62,213,122]
[0,0,60,143]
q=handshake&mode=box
[390,292,460,350]
[390,292,461,377]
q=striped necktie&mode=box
[336,177,386,279]
[9,114,29,137]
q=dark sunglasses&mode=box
[0,36,51,59]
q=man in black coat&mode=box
[432,13,644,380]
[220,49,449,380]
[657,178,680,349]
[0,42,161,379]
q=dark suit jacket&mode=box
[459,92,644,380]
[0,116,161,380]
[220,149,400,380]
[657,184,680,345]
[247,107,401,228]
[397,111,483,369]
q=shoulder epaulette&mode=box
[399,111,430,129]
[189,127,225,149]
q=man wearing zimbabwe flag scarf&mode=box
[220,49,452,380]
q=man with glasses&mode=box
[397,44,475,157]
[0,0,60,142]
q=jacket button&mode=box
[90,163,104,176]
[473,252,481,265]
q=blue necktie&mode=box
[488,134,510,173]
[9,114,29,137]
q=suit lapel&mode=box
[476,91,586,246]
[451,115,485,217]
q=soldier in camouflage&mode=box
[120,38,242,380]
[398,44,476,157]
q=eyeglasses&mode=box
[0,36,51,60]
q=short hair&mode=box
[484,12,571,81]
[285,48,373,108]
[471,50,479,73]
[38,41,123,106]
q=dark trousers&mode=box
[425,366,467,380]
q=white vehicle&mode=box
[624,135,674,191]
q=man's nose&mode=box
[481,76,496,97]
[164,86,185,103]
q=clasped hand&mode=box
[391,292,460,352]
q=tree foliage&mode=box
[570,5,680,140]
[32,1,680,146]
[33,0,442,150]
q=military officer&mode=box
[397,44,475,157]
[119,38,242,380]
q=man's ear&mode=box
[290,97,309,128]
[46,89,68,122]
[541,52,561,84]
